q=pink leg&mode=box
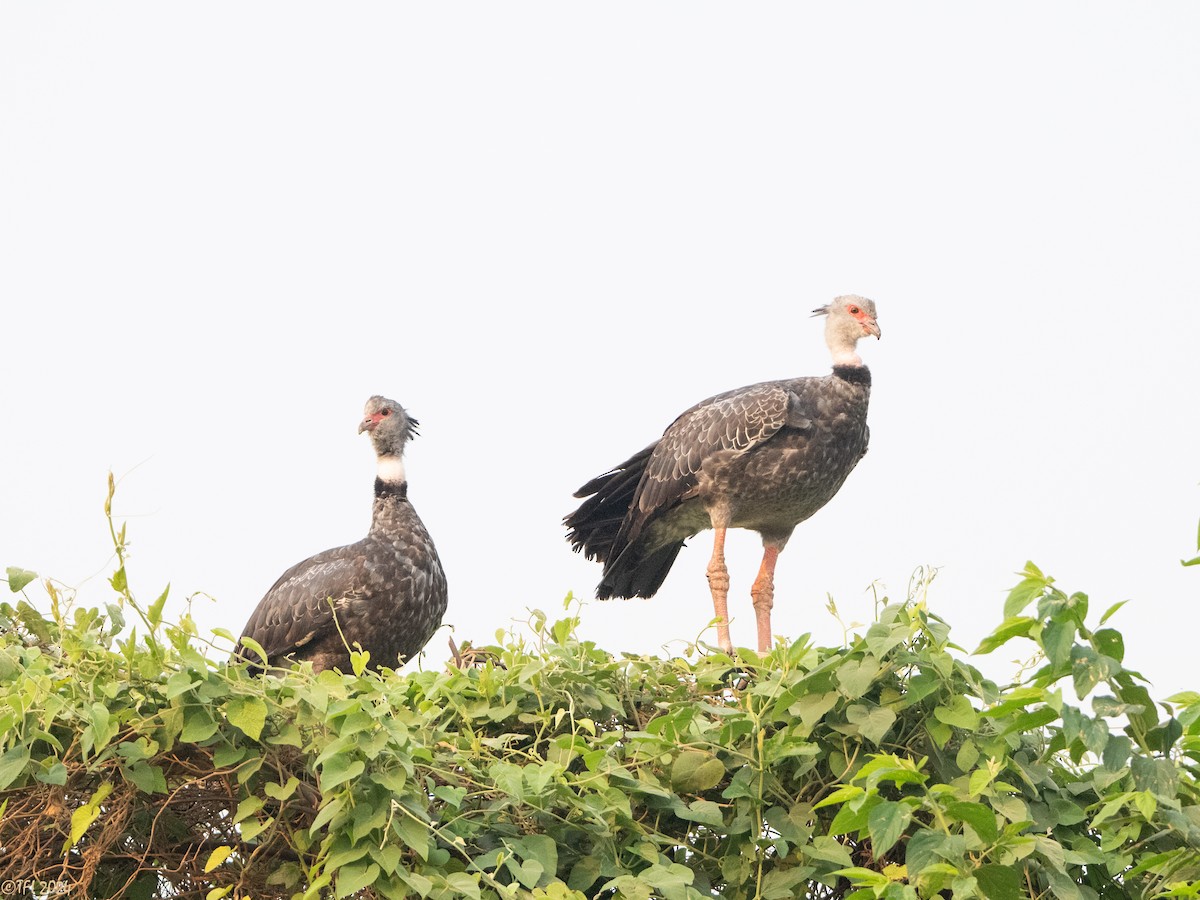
[750,544,781,652]
[706,526,733,653]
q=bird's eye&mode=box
[381,409,391,417]
[849,305,860,315]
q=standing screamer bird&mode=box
[565,296,880,654]
[236,396,448,673]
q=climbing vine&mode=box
[0,486,1198,899]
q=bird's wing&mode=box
[238,544,369,663]
[634,380,803,516]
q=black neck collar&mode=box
[374,479,408,499]
[832,364,871,385]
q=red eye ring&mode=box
[849,305,860,315]
[381,409,391,417]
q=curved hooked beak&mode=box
[358,413,381,434]
[864,318,882,339]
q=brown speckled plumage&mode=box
[236,396,447,673]
[565,296,880,652]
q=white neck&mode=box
[830,347,863,366]
[828,330,864,367]
[377,456,406,484]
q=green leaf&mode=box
[975,863,1021,900]
[803,835,854,867]
[236,636,268,666]
[266,722,303,748]
[1001,706,1058,736]
[180,708,220,743]
[239,814,274,842]
[1099,600,1128,624]
[0,746,30,790]
[1132,789,1157,822]
[947,801,998,842]
[86,701,116,754]
[846,705,897,745]
[568,856,602,892]
[955,741,980,771]
[1091,694,1126,717]
[124,761,168,794]
[679,798,725,828]
[147,584,170,627]
[309,795,343,832]
[867,800,912,856]
[1062,591,1089,626]
[36,761,69,786]
[320,755,365,791]
[1092,628,1124,663]
[1116,679,1159,733]
[1004,563,1049,617]
[1044,867,1083,900]
[927,718,952,749]
[760,867,818,900]
[511,834,558,882]
[789,691,840,725]
[639,862,694,895]
[336,862,380,898]
[979,686,1047,718]
[223,696,268,742]
[432,784,464,807]
[233,795,264,824]
[442,872,481,900]
[505,858,545,889]
[905,829,953,875]
[974,617,1037,655]
[1071,646,1117,699]
[968,767,997,797]
[264,776,300,801]
[933,696,978,729]
[165,671,201,699]
[830,793,881,836]
[1080,716,1110,755]
[1132,756,1178,801]
[836,655,882,699]
[815,785,866,810]
[1047,796,1086,827]
[1101,734,1132,770]
[829,866,891,889]
[68,782,113,850]
[394,812,431,860]
[671,750,725,792]
[1040,619,1075,668]
[369,844,402,877]
[6,567,37,592]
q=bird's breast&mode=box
[701,414,869,529]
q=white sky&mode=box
[3,4,1198,698]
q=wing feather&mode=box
[239,545,368,662]
[623,382,795,536]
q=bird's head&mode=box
[359,395,419,483]
[812,295,881,366]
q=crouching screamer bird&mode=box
[236,395,448,673]
[564,296,880,654]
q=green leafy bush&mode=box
[1,487,1198,899]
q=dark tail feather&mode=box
[567,441,684,600]
[597,538,685,600]
[564,443,656,565]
